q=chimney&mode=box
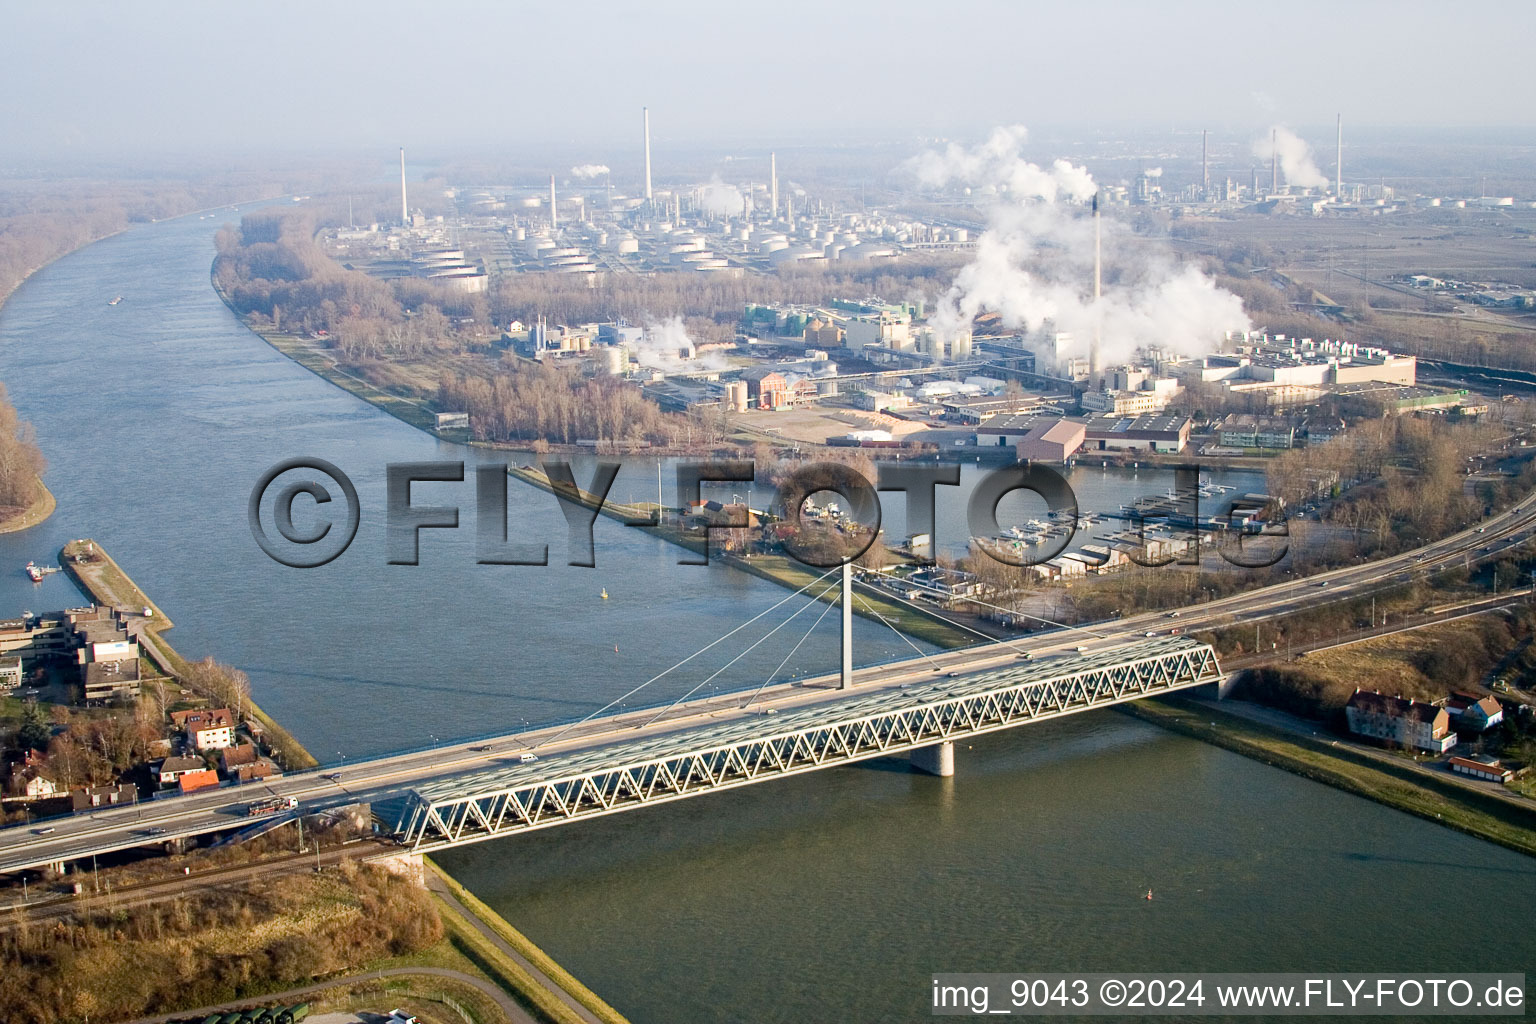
[643,107,653,204]
[1201,129,1209,199]
[399,147,408,226]
[1335,113,1343,198]
[771,152,778,220]
[549,174,557,231]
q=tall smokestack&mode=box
[1090,192,1101,380]
[399,147,408,226]
[643,107,653,205]
[770,152,778,220]
[549,174,557,231]
[1335,113,1343,198]
[1271,129,1278,193]
[1201,129,1209,199]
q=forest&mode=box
[0,383,46,519]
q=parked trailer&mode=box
[288,1003,310,1022]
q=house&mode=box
[71,783,136,811]
[1443,692,1504,731]
[219,743,260,774]
[233,759,278,783]
[172,708,235,750]
[1448,755,1513,783]
[156,755,206,786]
[1344,689,1457,753]
[18,772,58,800]
[177,768,220,795]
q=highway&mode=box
[2,486,1533,876]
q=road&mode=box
[3,484,1534,876]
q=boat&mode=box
[25,561,61,583]
[107,296,123,306]
[600,588,609,600]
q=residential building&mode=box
[1218,414,1299,450]
[219,743,260,774]
[1344,689,1457,753]
[171,707,235,753]
[18,772,58,800]
[157,755,206,786]
[178,768,221,795]
[71,784,137,811]
[1443,692,1504,731]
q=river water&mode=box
[1,211,1531,1023]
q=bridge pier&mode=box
[910,741,954,777]
[1217,672,1238,700]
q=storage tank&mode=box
[598,345,626,375]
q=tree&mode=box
[16,701,50,752]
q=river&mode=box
[0,210,1531,1023]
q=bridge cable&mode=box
[740,581,843,711]
[638,578,847,728]
[862,576,1116,653]
[534,565,841,749]
[853,591,947,672]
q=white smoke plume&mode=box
[1143,167,1163,178]
[1253,125,1327,188]
[632,316,731,372]
[698,178,745,217]
[571,164,610,179]
[905,126,1249,366]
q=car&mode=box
[519,753,538,763]
[1144,631,1158,637]
[1478,527,1487,533]
[321,772,343,781]
[1169,627,1182,635]
[32,826,54,835]
[141,826,167,836]
[1318,581,1330,587]
[1166,611,1181,618]
[469,745,492,752]
[1075,645,1091,653]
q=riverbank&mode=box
[1122,697,1536,858]
[0,476,55,535]
[427,859,631,1024]
[507,464,975,649]
[58,538,318,769]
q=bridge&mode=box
[394,638,1220,851]
[5,480,1536,878]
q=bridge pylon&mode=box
[840,560,853,690]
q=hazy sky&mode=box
[5,0,1533,161]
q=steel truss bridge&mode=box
[394,637,1221,853]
